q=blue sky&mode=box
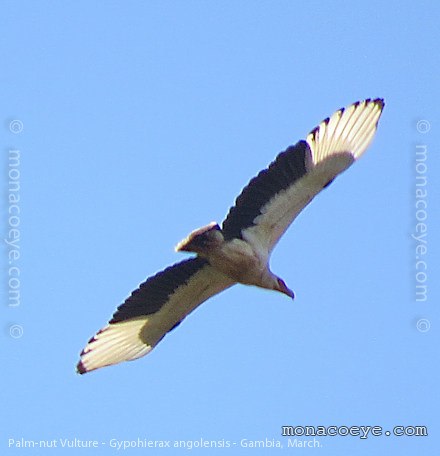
[1,1,439,455]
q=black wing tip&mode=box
[309,98,385,141]
[368,98,385,113]
[76,360,87,375]
[363,98,385,126]
[77,344,94,374]
[354,97,384,106]
[76,358,105,375]
[372,97,385,106]
[309,124,319,139]
[338,98,384,114]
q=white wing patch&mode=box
[243,99,384,252]
[78,318,152,374]
[77,264,234,374]
[307,99,383,164]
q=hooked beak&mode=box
[277,278,295,300]
[283,286,295,300]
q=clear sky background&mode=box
[1,1,439,455]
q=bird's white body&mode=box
[77,99,384,374]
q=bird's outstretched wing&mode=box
[222,98,384,252]
[77,258,235,374]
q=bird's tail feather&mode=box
[175,222,222,254]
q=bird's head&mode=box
[275,277,295,299]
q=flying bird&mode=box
[77,98,384,374]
